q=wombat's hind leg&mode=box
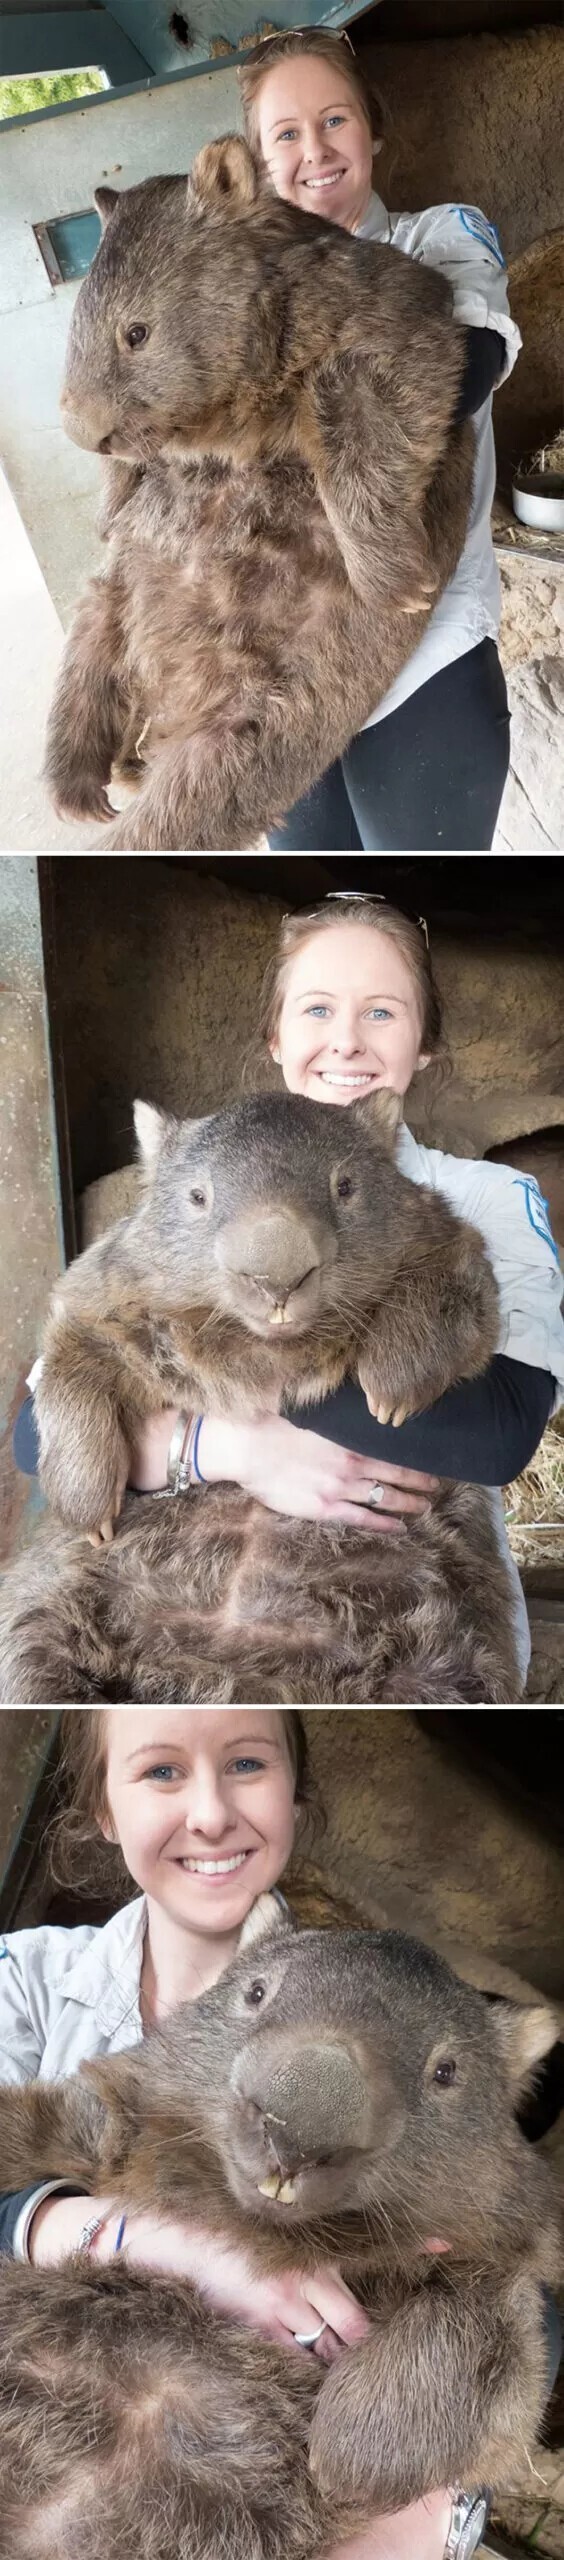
[0,1554,120,1705]
[45,572,130,825]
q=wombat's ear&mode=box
[94,185,119,229]
[133,1099,176,1170]
[188,135,259,219]
[491,1999,561,2093]
[352,1090,403,1149]
[241,1893,295,1952]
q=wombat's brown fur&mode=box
[45,136,473,851]
[0,1916,560,2560]
[0,1090,522,1704]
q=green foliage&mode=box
[0,68,106,120]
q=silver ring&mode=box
[365,1481,384,1507]
[294,2320,327,2346]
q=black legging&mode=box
[268,637,510,853]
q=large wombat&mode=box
[0,1915,560,2560]
[45,136,473,851]
[0,1090,522,1704]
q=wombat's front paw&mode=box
[308,2344,392,2508]
[85,1464,128,1547]
[357,1357,421,1429]
[51,781,114,826]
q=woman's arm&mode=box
[455,324,505,419]
[285,1356,555,1486]
[13,1397,439,1527]
[14,1356,553,1517]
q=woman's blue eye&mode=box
[144,1764,178,1781]
[306,1004,330,1018]
[325,114,345,126]
[230,1757,265,1774]
[368,1007,392,1021]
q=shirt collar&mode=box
[355,188,392,243]
[64,1894,147,2036]
[62,1888,286,2034]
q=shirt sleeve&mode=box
[405,203,522,381]
[0,1936,46,2084]
[412,1145,564,1375]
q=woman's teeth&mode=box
[180,1852,250,1874]
[318,1072,377,1087]
[302,170,346,190]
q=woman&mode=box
[236,28,519,852]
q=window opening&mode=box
[34,211,103,287]
[0,69,108,121]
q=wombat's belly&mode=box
[112,460,422,768]
[84,1481,519,1705]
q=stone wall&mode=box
[363,27,563,261]
[495,562,564,852]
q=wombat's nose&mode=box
[217,1209,322,1297]
[60,388,117,451]
[254,1269,317,1315]
[234,2043,372,2173]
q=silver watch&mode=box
[444,2490,490,2559]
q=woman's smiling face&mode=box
[256,54,374,234]
[273,922,429,1103]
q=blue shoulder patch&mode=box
[512,1176,561,1262]
[455,207,505,267]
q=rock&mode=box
[494,230,564,490]
[495,564,564,854]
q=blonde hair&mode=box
[238,27,386,163]
[255,897,443,1064]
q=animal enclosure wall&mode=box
[46,853,564,1198]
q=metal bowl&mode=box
[512,471,564,531]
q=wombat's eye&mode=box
[189,1186,207,1209]
[244,1981,266,2007]
[126,323,149,348]
[433,2059,457,2087]
[336,1175,355,1200]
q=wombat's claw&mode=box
[52,788,113,826]
[86,1513,116,1549]
[366,1395,413,1426]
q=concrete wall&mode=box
[0,856,69,1565]
[0,72,240,625]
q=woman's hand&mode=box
[127,1407,438,1528]
[29,2197,371,2364]
[323,2493,454,2560]
[201,1413,439,1531]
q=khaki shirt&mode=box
[0,1888,284,2088]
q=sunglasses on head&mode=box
[283,891,430,949]
[239,24,356,61]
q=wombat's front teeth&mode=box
[257,2172,298,2202]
